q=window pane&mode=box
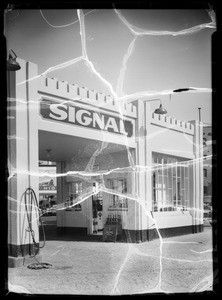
[181,190,185,206]
[153,154,158,164]
[181,167,185,189]
[168,188,173,204]
[168,166,172,178]
[185,165,188,177]
[177,166,181,178]
[173,165,176,177]
[173,177,176,206]
[163,164,167,176]
[108,179,128,209]
[152,154,193,212]
[181,165,185,179]
[163,176,168,202]
[185,178,189,200]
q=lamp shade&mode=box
[154,104,167,114]
[7,50,21,71]
[7,57,21,71]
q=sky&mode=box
[4,8,216,124]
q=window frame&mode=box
[67,181,83,210]
[152,153,192,212]
[107,178,128,210]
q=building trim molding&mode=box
[8,243,40,257]
[121,225,203,243]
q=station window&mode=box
[70,181,83,195]
[67,181,83,210]
[204,169,207,178]
[152,153,193,212]
[107,178,128,209]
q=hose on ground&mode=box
[23,187,52,269]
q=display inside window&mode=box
[66,182,83,211]
[152,153,193,212]
[107,178,128,209]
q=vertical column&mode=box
[199,122,204,231]
[145,103,153,212]
[86,194,93,235]
[144,103,155,240]
[56,161,67,231]
[27,62,39,192]
[135,100,146,241]
[8,59,40,267]
[189,120,203,232]
[7,71,17,261]
[191,162,196,231]
[129,148,137,200]
[56,162,63,205]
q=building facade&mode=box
[7,59,204,266]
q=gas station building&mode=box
[7,59,204,266]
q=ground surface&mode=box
[8,218,214,295]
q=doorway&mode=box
[92,193,103,234]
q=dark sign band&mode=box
[40,100,133,137]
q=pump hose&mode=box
[23,187,52,269]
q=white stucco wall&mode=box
[135,102,197,231]
[152,211,193,229]
[8,59,39,249]
[57,199,91,228]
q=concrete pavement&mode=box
[7,224,214,295]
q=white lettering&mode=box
[93,113,105,129]
[49,104,67,120]
[119,119,128,135]
[68,106,75,123]
[76,109,92,126]
[45,101,131,136]
[105,117,119,133]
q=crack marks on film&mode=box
[7,7,215,294]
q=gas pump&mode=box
[97,194,103,231]
[92,195,98,234]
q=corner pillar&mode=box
[7,59,40,267]
[189,120,204,233]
